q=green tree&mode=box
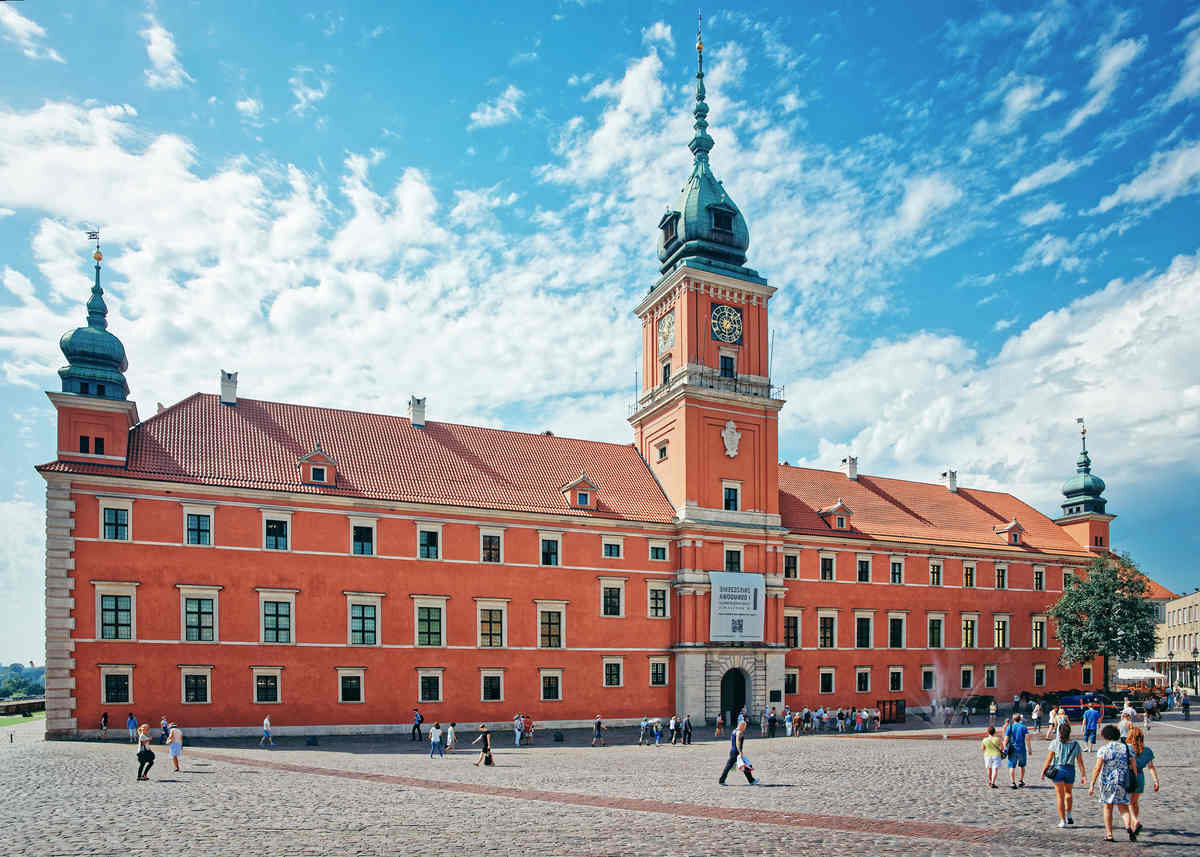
[1048,553,1159,692]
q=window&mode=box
[1034,664,1046,687]
[961,617,977,649]
[921,667,935,691]
[1012,532,1021,544]
[960,666,974,690]
[784,554,798,579]
[101,505,129,541]
[311,466,326,483]
[835,515,846,529]
[993,617,1009,649]
[855,616,872,649]
[784,671,798,695]
[182,671,210,704]
[889,668,902,693]
[101,666,133,704]
[890,560,903,584]
[928,617,944,648]
[539,608,563,648]
[648,583,669,618]
[94,437,104,455]
[101,594,133,640]
[350,603,377,646]
[418,528,439,559]
[253,669,281,704]
[413,597,447,647]
[712,209,734,231]
[481,532,502,563]
[820,556,834,580]
[785,615,799,648]
[725,549,742,573]
[79,435,89,454]
[541,536,560,566]
[656,442,668,461]
[963,566,975,587]
[1033,568,1044,591]
[186,513,211,546]
[649,657,669,687]
[649,541,668,561]
[481,671,504,702]
[185,597,215,642]
[541,670,562,701]
[262,601,292,643]
[856,668,870,693]
[603,659,623,687]
[602,541,622,558]
[723,485,739,511]
[577,491,590,507]
[984,666,997,689]
[661,362,671,386]
[857,559,871,583]
[1082,664,1093,686]
[602,586,623,617]
[264,518,288,551]
[888,616,904,649]
[338,669,364,703]
[995,567,1007,589]
[818,615,836,648]
[929,563,942,586]
[1032,617,1046,649]
[478,605,505,648]
[419,671,442,703]
[719,354,736,378]
[352,525,374,556]
[662,217,677,243]
[819,668,835,694]
[1064,571,1075,588]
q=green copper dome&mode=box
[1060,431,1107,515]
[58,252,129,401]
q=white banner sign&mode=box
[708,571,765,642]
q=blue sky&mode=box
[2,1,1199,663]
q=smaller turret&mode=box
[1054,418,1115,553]
[57,239,130,400]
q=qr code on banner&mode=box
[731,619,743,633]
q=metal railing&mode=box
[628,368,784,416]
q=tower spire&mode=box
[689,9,713,165]
[85,229,108,330]
[1075,416,1090,472]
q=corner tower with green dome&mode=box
[1054,419,1116,553]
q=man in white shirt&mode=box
[761,706,770,736]
[260,715,274,747]
[513,713,523,746]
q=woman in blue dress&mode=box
[1127,727,1159,837]
[1087,724,1139,841]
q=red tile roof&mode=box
[779,464,1092,557]
[39,393,677,523]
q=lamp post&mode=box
[1193,647,1199,697]
[1167,651,1174,694]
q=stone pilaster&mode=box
[43,477,77,738]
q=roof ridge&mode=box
[780,462,1022,500]
[136,391,205,428]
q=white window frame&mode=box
[721,479,742,512]
[819,551,836,581]
[602,656,624,688]
[818,666,835,695]
[889,555,905,584]
[181,503,215,547]
[601,536,624,559]
[257,588,298,645]
[992,613,1010,650]
[835,515,846,530]
[535,599,567,649]
[921,665,936,692]
[1033,663,1046,687]
[785,668,800,695]
[346,591,383,647]
[93,580,138,641]
[251,666,283,705]
[960,665,975,691]
[929,560,943,586]
[718,346,738,378]
[887,611,906,649]
[412,595,449,648]
[817,609,838,649]
[995,565,1008,589]
[480,527,505,563]
[336,667,366,704]
[1032,565,1045,591]
[1081,664,1093,686]
[783,550,799,579]
[724,542,745,572]
[853,610,874,649]
[417,667,444,703]
[927,612,946,649]
[960,612,980,649]
[180,665,213,705]
[177,584,221,643]
[576,489,591,508]
[480,668,505,702]
[539,668,563,701]
[648,539,670,562]
[888,666,903,693]
[655,441,668,461]
[599,577,627,618]
[855,667,871,694]
[648,655,670,687]
[417,521,443,561]
[98,496,134,541]
[349,516,378,556]
[646,581,671,619]
[983,664,998,690]
[539,531,563,567]
[261,509,292,552]
[856,553,872,583]
[963,563,975,587]
[99,664,134,705]
[1031,614,1047,649]
[784,608,803,649]
[475,598,509,648]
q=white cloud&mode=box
[0,207,14,218]
[993,316,1018,332]
[972,76,1063,141]
[882,174,962,239]
[1017,234,1082,273]
[0,4,64,63]
[1003,157,1087,199]
[468,85,524,130]
[1168,18,1200,106]
[1094,141,1200,213]
[289,66,332,115]
[1054,36,1145,138]
[778,92,805,113]
[235,97,263,119]
[140,13,193,90]
[1019,201,1065,227]
[0,499,45,664]
[641,21,673,54]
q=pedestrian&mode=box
[1141,699,1154,733]
[1040,721,1086,827]
[1003,713,1031,788]
[411,708,423,741]
[717,719,759,786]
[836,707,846,733]
[1118,711,1133,740]
[1088,724,1139,841]
[99,711,108,739]
[135,723,155,781]
[682,713,693,744]
[784,706,793,737]
[768,707,778,738]
[591,714,606,746]
[988,700,997,727]
[1082,702,1101,752]
[260,714,274,747]
[1031,701,1042,732]
[981,725,1003,788]
[653,718,662,746]
[159,714,169,745]
[446,722,457,751]
[638,716,650,746]
[523,714,534,744]
[873,706,882,731]
[714,714,724,737]
[166,722,183,772]
[1126,726,1158,837]
[513,712,523,747]
[1182,695,1191,720]
[669,714,678,745]
[761,705,769,737]
[125,712,137,742]
[959,703,970,726]
[1013,693,1021,716]
[430,722,444,758]
[471,724,493,766]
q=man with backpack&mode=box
[1003,713,1032,788]
[411,708,424,741]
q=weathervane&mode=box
[85,228,102,264]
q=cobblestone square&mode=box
[4,713,1198,856]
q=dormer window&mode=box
[836,516,846,529]
[658,211,679,246]
[818,498,853,531]
[298,441,337,486]
[662,219,676,243]
[1011,533,1021,544]
[311,466,326,483]
[712,209,734,232]
[577,491,590,507]
[562,471,598,509]
[994,518,1025,545]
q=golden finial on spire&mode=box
[697,9,703,54]
[87,229,102,262]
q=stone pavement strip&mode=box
[3,714,1198,856]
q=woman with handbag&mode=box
[135,723,155,781]
[1040,722,1086,827]
[1126,727,1159,837]
[980,725,1003,788]
[471,724,493,767]
[1088,724,1139,841]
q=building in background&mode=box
[1150,590,1200,693]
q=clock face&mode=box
[657,312,675,351]
[710,304,743,344]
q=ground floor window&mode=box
[856,668,870,693]
[182,672,210,704]
[889,668,902,693]
[921,667,934,691]
[960,666,973,690]
[604,659,623,687]
[819,668,834,694]
[481,671,503,702]
[419,674,441,703]
[1082,664,1093,686]
[784,670,798,695]
[541,671,561,701]
[254,669,281,704]
[102,669,131,705]
[984,665,997,690]
[1034,664,1046,687]
[338,670,364,703]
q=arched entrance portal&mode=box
[719,668,748,726]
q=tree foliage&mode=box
[0,664,44,700]
[1049,553,1158,669]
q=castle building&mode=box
[38,37,1162,738]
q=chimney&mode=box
[942,469,958,492]
[841,455,858,480]
[408,395,426,428]
[219,370,238,406]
